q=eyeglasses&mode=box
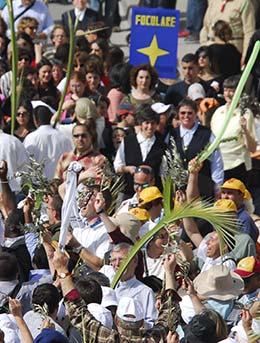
[179,111,194,115]
[133,182,149,189]
[135,166,153,175]
[17,111,28,117]
[19,56,30,62]
[73,133,88,139]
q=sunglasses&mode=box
[179,111,194,115]
[17,111,28,117]
[73,133,88,139]
[134,182,149,189]
[19,56,30,62]
[135,167,152,175]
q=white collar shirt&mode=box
[74,7,87,21]
[136,132,156,161]
[179,121,199,150]
[73,220,111,259]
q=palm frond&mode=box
[198,41,260,162]
[162,175,172,217]
[162,136,188,190]
[111,200,238,288]
[6,0,18,135]
[54,14,78,126]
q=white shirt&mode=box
[211,105,256,171]
[2,0,54,37]
[115,276,157,329]
[197,238,236,272]
[23,125,72,180]
[74,7,87,21]
[73,220,111,259]
[114,132,156,172]
[0,130,29,192]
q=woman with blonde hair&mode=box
[17,17,39,40]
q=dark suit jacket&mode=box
[61,8,100,34]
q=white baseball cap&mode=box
[116,297,144,322]
[187,83,206,101]
[101,286,118,308]
[151,102,171,114]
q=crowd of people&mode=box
[0,0,260,342]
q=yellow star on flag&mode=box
[137,34,170,67]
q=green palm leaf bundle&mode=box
[111,179,238,288]
[6,0,18,135]
[54,15,78,126]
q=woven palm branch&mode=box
[162,137,188,190]
[111,197,238,288]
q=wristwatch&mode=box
[57,271,71,279]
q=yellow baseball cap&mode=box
[129,207,150,221]
[214,199,237,212]
[221,178,246,195]
[138,186,163,207]
[234,256,260,278]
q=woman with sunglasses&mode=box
[195,46,223,98]
[4,99,35,142]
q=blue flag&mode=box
[130,6,180,79]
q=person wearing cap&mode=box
[116,165,155,215]
[93,194,146,280]
[167,98,224,199]
[116,103,135,133]
[180,265,244,323]
[54,122,107,183]
[52,248,181,342]
[221,178,259,243]
[151,102,172,137]
[211,75,257,186]
[234,256,260,306]
[114,104,166,198]
[109,242,157,328]
[138,186,164,236]
[184,164,256,266]
[23,106,72,180]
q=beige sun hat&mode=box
[109,213,142,242]
[193,265,244,301]
[75,98,98,123]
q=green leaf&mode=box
[162,176,172,217]
[54,14,78,125]
[111,199,238,288]
[6,0,18,135]
[197,41,260,162]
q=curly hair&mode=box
[17,16,38,33]
[130,64,158,90]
